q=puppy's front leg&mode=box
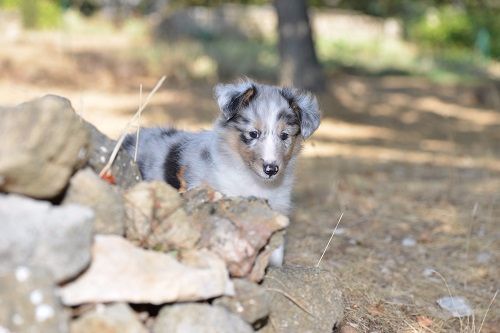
[269,244,285,267]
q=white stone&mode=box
[402,237,416,247]
[437,296,473,318]
[60,235,234,306]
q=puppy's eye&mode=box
[279,132,289,141]
[249,130,259,139]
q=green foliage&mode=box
[169,0,267,6]
[409,5,500,59]
[1,0,62,29]
[38,0,62,28]
[410,6,474,49]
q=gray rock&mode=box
[60,235,234,306]
[437,296,473,318]
[124,181,194,251]
[0,194,94,283]
[0,266,69,333]
[0,95,88,198]
[262,266,344,333]
[64,168,125,235]
[84,122,142,189]
[153,303,253,333]
[214,278,270,326]
[70,303,147,333]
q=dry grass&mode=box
[99,76,165,178]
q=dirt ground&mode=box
[1,24,498,333]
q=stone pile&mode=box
[0,95,344,333]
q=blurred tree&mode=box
[274,0,325,92]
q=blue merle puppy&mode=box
[123,79,321,264]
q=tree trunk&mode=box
[274,0,325,92]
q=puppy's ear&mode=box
[214,81,257,121]
[281,88,320,139]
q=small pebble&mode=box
[402,237,416,247]
[335,227,346,235]
[422,267,435,277]
[437,296,473,317]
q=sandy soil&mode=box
[1,23,498,333]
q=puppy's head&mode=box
[214,79,320,181]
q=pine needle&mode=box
[316,211,344,268]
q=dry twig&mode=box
[100,76,166,178]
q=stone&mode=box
[249,231,285,282]
[437,296,473,318]
[0,95,88,198]
[401,237,417,247]
[153,303,253,333]
[214,278,270,326]
[194,197,289,278]
[64,168,125,235]
[262,266,344,333]
[0,194,94,283]
[182,185,224,213]
[60,235,234,306]
[84,122,141,189]
[70,303,147,333]
[124,181,197,251]
[0,267,69,333]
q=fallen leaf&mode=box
[367,303,385,316]
[100,170,116,185]
[416,315,433,328]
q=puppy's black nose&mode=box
[263,163,279,176]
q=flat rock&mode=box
[64,168,125,235]
[0,95,88,198]
[60,235,234,306]
[124,181,196,251]
[70,303,147,333]
[84,122,141,189]
[153,303,253,333]
[0,266,69,333]
[194,197,289,278]
[0,194,94,283]
[214,278,270,326]
[262,266,344,333]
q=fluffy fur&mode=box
[123,79,320,266]
[123,79,320,216]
